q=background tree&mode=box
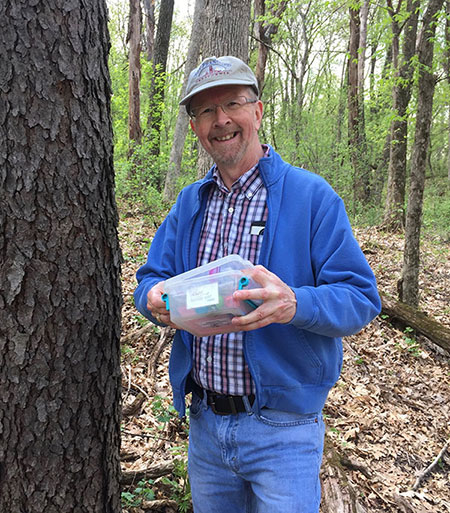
[147,0,175,153]
[254,0,288,94]
[143,0,155,62]
[0,2,122,511]
[163,0,206,202]
[383,0,420,231]
[446,0,450,181]
[348,2,370,206]
[128,0,143,151]
[400,0,445,306]
[196,0,252,177]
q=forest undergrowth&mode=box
[118,211,450,513]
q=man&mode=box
[134,55,381,512]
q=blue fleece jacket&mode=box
[134,147,381,417]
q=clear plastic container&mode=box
[162,255,260,337]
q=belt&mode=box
[191,380,255,415]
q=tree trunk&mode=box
[147,0,174,153]
[163,0,206,202]
[400,0,445,306]
[128,0,142,150]
[254,0,288,95]
[143,0,155,62]
[445,1,450,181]
[254,0,268,95]
[380,293,450,354]
[383,0,420,231]
[320,440,367,513]
[348,5,365,205]
[197,0,252,178]
[357,0,369,101]
[294,6,312,150]
[355,0,370,178]
[0,2,123,512]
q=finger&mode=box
[232,309,275,331]
[242,265,273,286]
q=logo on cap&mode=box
[193,58,232,85]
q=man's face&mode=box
[189,85,263,173]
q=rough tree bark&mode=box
[163,0,206,202]
[400,0,445,306]
[196,0,252,178]
[0,1,122,511]
[383,0,420,231]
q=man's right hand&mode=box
[147,281,177,328]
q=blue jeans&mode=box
[188,392,325,513]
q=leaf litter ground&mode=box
[119,216,450,513]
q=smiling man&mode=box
[134,56,381,512]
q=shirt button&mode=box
[207,356,212,363]
[228,207,234,214]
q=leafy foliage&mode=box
[108,0,450,231]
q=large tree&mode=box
[0,1,123,511]
[196,0,252,177]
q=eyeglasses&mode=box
[189,96,258,121]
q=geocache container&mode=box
[161,255,261,337]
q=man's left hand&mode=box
[231,265,297,331]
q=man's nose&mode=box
[213,104,232,125]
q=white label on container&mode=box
[186,282,219,310]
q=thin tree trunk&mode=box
[358,0,370,97]
[400,0,445,306]
[445,1,450,181]
[143,0,155,62]
[163,0,206,202]
[254,0,268,95]
[295,3,312,149]
[383,0,420,231]
[128,0,142,151]
[0,1,122,511]
[147,0,174,154]
[254,0,288,96]
[348,4,369,205]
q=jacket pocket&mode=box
[250,325,324,388]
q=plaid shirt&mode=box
[192,146,269,396]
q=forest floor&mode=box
[118,213,450,513]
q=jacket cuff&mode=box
[291,287,317,329]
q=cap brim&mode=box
[179,79,258,106]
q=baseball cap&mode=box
[179,56,259,108]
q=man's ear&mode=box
[255,100,264,130]
[189,118,197,135]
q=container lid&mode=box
[163,254,253,290]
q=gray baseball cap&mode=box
[179,56,259,108]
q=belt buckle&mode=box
[209,394,238,415]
